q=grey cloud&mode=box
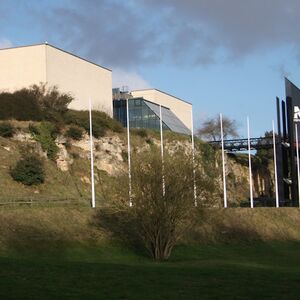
[25,0,300,67]
[142,0,300,57]
[40,0,163,68]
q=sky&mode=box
[1,0,300,137]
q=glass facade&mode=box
[113,98,190,134]
[113,98,169,131]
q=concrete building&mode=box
[113,88,192,135]
[0,43,112,115]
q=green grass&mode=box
[1,207,300,299]
[0,242,300,299]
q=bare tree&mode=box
[109,147,220,261]
[198,115,239,141]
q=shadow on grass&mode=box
[91,209,149,258]
[1,223,70,258]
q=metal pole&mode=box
[272,120,279,208]
[220,113,227,208]
[89,98,96,208]
[191,108,197,206]
[126,98,133,207]
[247,117,254,208]
[159,105,165,196]
[295,123,300,208]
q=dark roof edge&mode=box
[0,43,112,72]
[131,88,192,105]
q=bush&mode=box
[66,126,83,140]
[0,84,73,122]
[0,90,43,121]
[64,110,123,137]
[0,122,15,137]
[29,122,59,160]
[92,124,106,138]
[133,128,148,138]
[29,83,73,122]
[10,155,45,186]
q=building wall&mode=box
[46,45,112,114]
[131,89,192,130]
[0,44,113,115]
[0,45,46,92]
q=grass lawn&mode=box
[0,242,300,299]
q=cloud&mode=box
[0,38,12,49]
[113,69,150,91]
[14,0,300,67]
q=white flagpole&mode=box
[191,108,197,207]
[295,123,300,208]
[220,113,227,208]
[89,98,96,208]
[159,105,166,196]
[272,120,279,208]
[126,98,133,207]
[247,117,254,208]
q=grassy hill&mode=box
[1,207,300,299]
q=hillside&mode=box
[0,119,264,207]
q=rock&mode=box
[55,135,67,144]
[12,132,34,142]
[81,176,91,184]
[73,135,125,175]
[56,144,73,172]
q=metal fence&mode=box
[0,196,88,207]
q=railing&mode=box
[209,137,274,151]
[0,196,86,207]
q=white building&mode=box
[0,43,112,115]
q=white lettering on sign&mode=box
[294,106,300,122]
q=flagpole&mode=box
[191,108,197,206]
[89,98,96,208]
[295,123,300,208]
[247,117,254,208]
[159,105,165,196]
[272,120,279,208]
[126,98,133,207]
[220,113,227,208]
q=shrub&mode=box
[92,123,106,138]
[0,84,73,122]
[11,155,45,186]
[0,122,15,137]
[64,110,123,137]
[0,90,43,121]
[66,126,83,140]
[133,128,148,138]
[30,83,73,122]
[29,122,59,160]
